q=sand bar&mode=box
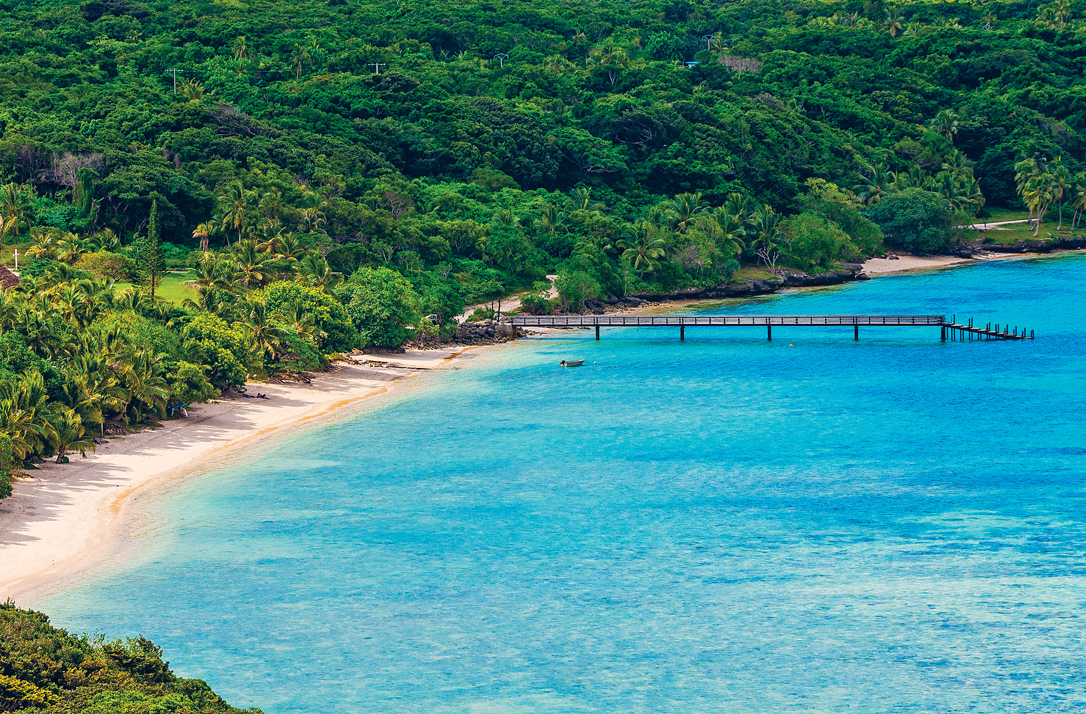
[0,349,470,604]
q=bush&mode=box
[96,312,184,359]
[868,189,954,253]
[261,282,358,353]
[164,360,216,405]
[467,306,495,322]
[336,267,419,348]
[182,315,252,389]
[160,241,191,269]
[555,269,600,312]
[75,251,135,280]
[786,212,858,269]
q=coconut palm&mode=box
[0,183,33,244]
[666,192,708,233]
[232,240,272,288]
[243,297,288,364]
[885,6,904,36]
[928,109,960,143]
[749,205,785,273]
[710,203,748,259]
[233,35,250,60]
[119,350,169,423]
[856,163,895,204]
[299,253,342,293]
[219,182,251,246]
[51,408,96,463]
[616,223,666,274]
[291,43,313,80]
[86,228,121,252]
[0,371,57,461]
[193,221,216,252]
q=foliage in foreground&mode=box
[0,602,259,714]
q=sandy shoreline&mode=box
[0,249,1068,606]
[0,348,475,605]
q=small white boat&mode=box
[560,359,585,367]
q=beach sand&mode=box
[0,349,471,604]
[862,254,976,275]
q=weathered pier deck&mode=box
[510,314,1034,342]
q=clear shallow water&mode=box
[43,255,1086,713]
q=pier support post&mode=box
[595,325,600,341]
[941,326,946,342]
[680,325,685,341]
[854,325,859,341]
[767,325,772,341]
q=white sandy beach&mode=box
[0,349,471,604]
[862,254,976,275]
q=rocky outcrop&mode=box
[452,319,519,345]
[978,235,1086,254]
[624,264,864,304]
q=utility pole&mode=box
[13,249,18,271]
[702,34,716,51]
[494,53,509,68]
[368,63,385,74]
[164,68,182,93]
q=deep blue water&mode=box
[43,255,1086,713]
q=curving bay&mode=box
[43,255,1086,713]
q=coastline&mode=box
[0,347,481,605]
[0,249,1072,606]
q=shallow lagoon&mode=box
[45,255,1086,713]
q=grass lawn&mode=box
[733,266,778,281]
[978,208,1031,223]
[0,242,31,268]
[116,271,194,304]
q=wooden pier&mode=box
[509,314,1034,342]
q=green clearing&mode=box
[116,272,195,304]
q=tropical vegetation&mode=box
[3,0,1086,493]
[0,601,258,713]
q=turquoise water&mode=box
[44,255,1086,713]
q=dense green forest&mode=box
[2,0,1086,489]
[0,601,258,713]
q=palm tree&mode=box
[119,350,169,423]
[232,240,272,288]
[272,233,306,264]
[219,182,251,246]
[536,204,566,234]
[666,192,708,233]
[616,223,666,274]
[0,370,57,462]
[299,253,342,293]
[710,203,748,259]
[179,79,208,101]
[55,233,86,264]
[749,205,785,273]
[1068,175,1086,230]
[86,228,121,252]
[885,6,904,37]
[856,163,895,204]
[244,297,287,364]
[0,183,33,244]
[1049,158,1070,229]
[1022,174,1056,237]
[51,408,96,464]
[928,109,960,143]
[193,221,216,252]
[233,35,250,61]
[291,43,313,80]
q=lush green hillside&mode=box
[0,602,258,713]
[1,0,1085,491]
